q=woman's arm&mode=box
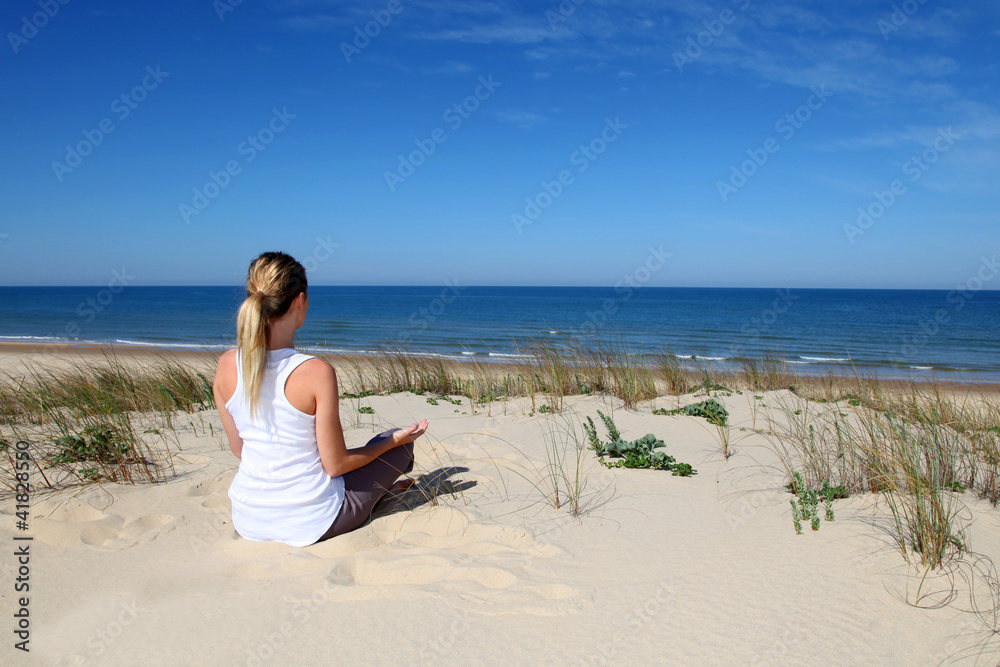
[212,349,244,458]
[302,359,426,478]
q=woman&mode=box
[213,251,427,547]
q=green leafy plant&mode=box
[585,411,696,476]
[787,471,838,533]
[583,416,602,453]
[597,409,622,442]
[653,398,729,427]
[51,426,134,465]
[358,406,374,414]
[342,390,376,399]
[790,499,803,534]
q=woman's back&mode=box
[226,347,345,547]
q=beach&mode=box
[2,343,999,665]
[7,0,998,661]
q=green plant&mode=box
[597,409,622,442]
[583,416,602,453]
[585,412,696,476]
[790,499,803,534]
[654,399,729,427]
[341,390,376,399]
[787,472,836,533]
[671,462,695,477]
[51,426,134,465]
[358,406,374,415]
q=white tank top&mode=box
[226,347,345,547]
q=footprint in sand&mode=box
[188,474,234,510]
[312,506,590,616]
[78,513,181,551]
[30,502,183,551]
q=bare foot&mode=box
[390,478,415,494]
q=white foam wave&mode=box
[0,335,66,342]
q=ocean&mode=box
[1,285,998,382]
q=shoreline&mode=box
[1,340,998,395]
[2,335,993,376]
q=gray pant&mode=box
[314,430,415,543]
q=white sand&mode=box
[2,354,999,665]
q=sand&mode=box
[2,345,999,665]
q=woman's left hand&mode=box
[392,419,428,446]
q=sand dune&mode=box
[3,355,999,665]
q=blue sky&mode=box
[1,0,998,288]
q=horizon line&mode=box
[2,284,997,292]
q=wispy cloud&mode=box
[413,24,555,44]
[493,109,548,130]
[419,60,473,75]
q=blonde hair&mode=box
[235,251,307,419]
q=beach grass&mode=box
[0,353,213,494]
[764,379,999,568]
[2,341,999,577]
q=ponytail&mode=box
[235,252,308,420]
[236,291,269,420]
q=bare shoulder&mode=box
[217,348,238,371]
[296,356,336,379]
[287,357,337,395]
[214,348,238,381]
[285,357,336,415]
[213,348,238,403]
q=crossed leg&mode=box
[314,430,415,543]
